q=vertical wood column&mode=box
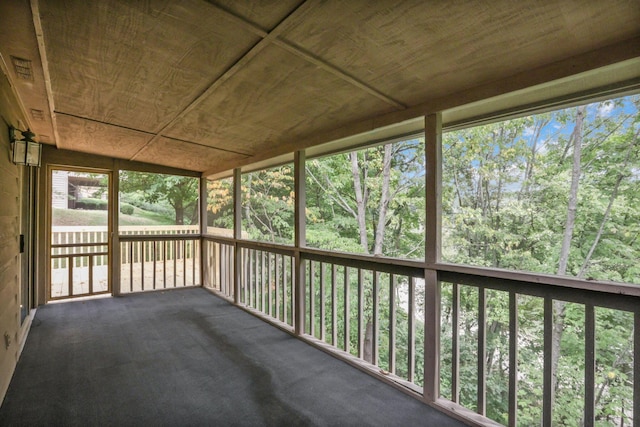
[294,150,306,335]
[424,112,442,403]
[543,298,553,427]
[233,168,242,304]
[633,311,639,427]
[111,161,121,296]
[199,176,208,288]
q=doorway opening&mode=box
[49,168,111,300]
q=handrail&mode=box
[52,252,108,258]
[119,233,200,242]
[206,235,640,298]
[303,249,424,278]
[435,262,640,299]
[52,242,108,248]
[203,236,424,277]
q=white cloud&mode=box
[598,102,614,117]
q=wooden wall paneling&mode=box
[0,216,19,267]
[0,276,20,406]
[0,67,25,405]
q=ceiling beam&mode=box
[31,0,60,148]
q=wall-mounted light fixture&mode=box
[10,126,41,167]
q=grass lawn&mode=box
[52,207,174,226]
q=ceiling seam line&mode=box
[127,35,274,161]
[54,111,156,135]
[204,1,268,38]
[164,135,253,156]
[54,111,251,156]
[31,0,61,148]
[272,39,407,109]
[129,0,318,162]
[207,0,405,109]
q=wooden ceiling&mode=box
[1,0,639,174]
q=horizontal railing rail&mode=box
[119,234,199,242]
[440,270,639,312]
[303,249,424,279]
[435,261,640,299]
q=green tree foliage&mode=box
[119,171,199,225]
[207,177,233,230]
[205,95,638,426]
[441,95,639,426]
[241,165,295,244]
[306,138,425,258]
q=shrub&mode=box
[76,198,107,210]
[120,203,134,215]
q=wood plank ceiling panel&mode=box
[38,0,262,134]
[55,114,153,159]
[134,136,249,171]
[281,0,640,107]
[164,43,399,156]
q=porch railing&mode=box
[119,233,200,293]
[436,268,639,426]
[200,235,639,427]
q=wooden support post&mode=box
[424,112,441,403]
[200,176,208,288]
[294,150,306,335]
[233,168,242,304]
[477,287,487,415]
[633,310,639,427]
[584,304,595,427]
[543,298,553,427]
[508,292,518,427]
[111,164,120,296]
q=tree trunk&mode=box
[350,152,369,252]
[552,105,585,399]
[578,130,639,278]
[519,118,549,200]
[373,143,393,255]
[175,200,185,225]
[363,321,374,364]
